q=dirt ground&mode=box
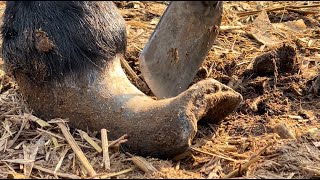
[0,1,320,179]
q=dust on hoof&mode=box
[253,44,299,76]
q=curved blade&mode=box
[139,1,223,99]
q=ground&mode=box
[0,1,320,179]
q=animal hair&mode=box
[1,1,127,82]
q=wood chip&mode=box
[313,142,320,148]
[33,165,81,179]
[101,129,111,171]
[284,115,304,120]
[273,19,307,33]
[56,120,97,177]
[274,123,296,139]
[303,166,320,177]
[1,159,35,163]
[54,147,70,174]
[91,167,136,179]
[25,113,51,127]
[220,25,247,32]
[120,57,149,93]
[51,136,59,148]
[127,153,158,173]
[78,130,102,153]
[247,11,284,47]
[37,128,94,149]
[37,128,65,140]
[191,147,237,162]
[108,134,128,147]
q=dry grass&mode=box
[0,1,320,179]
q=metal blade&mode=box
[139,1,223,99]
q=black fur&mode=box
[1,1,127,82]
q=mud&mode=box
[253,44,299,76]
[34,30,54,52]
